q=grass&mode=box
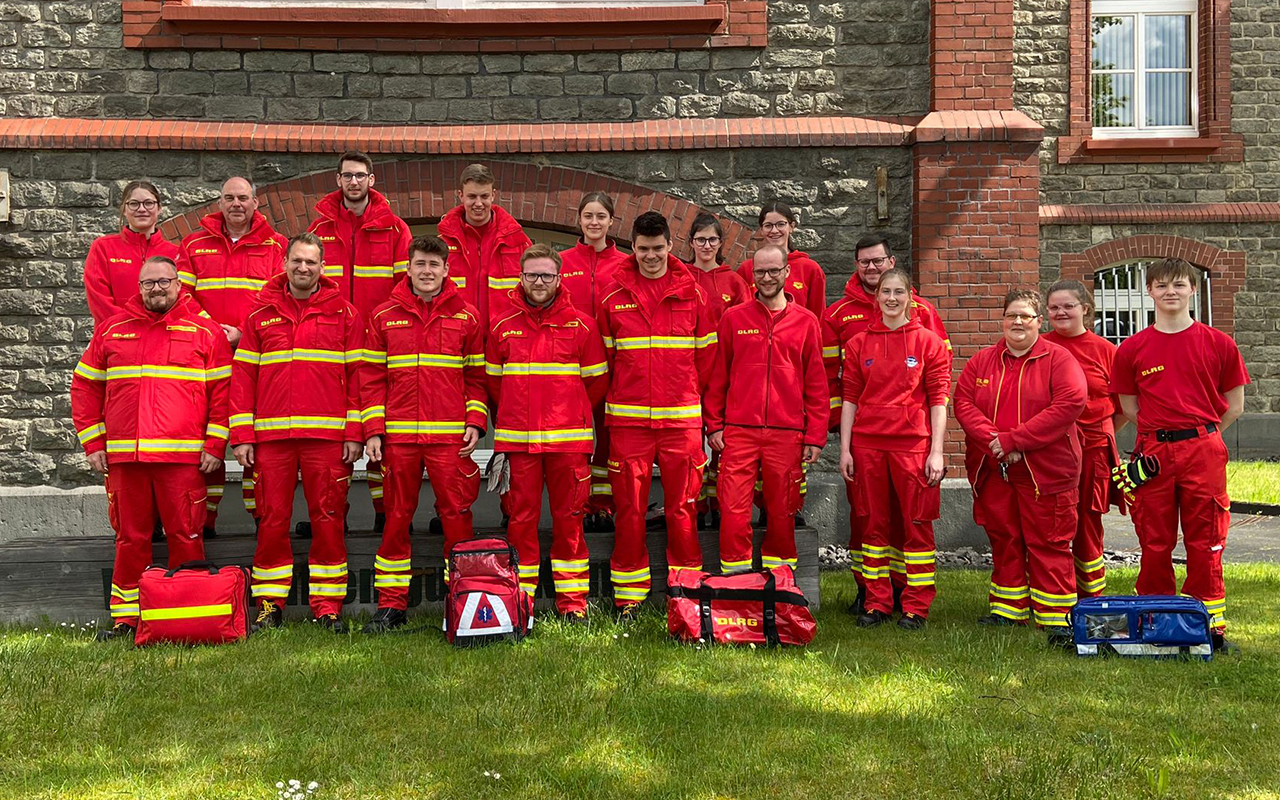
[2,567,1279,800]
[1228,461,1280,506]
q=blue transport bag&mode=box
[1071,595,1213,660]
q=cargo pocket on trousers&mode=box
[1206,492,1231,549]
[571,462,592,514]
[909,473,942,523]
[851,473,872,519]
[322,466,353,522]
[187,487,208,537]
[105,476,121,537]
[685,453,710,506]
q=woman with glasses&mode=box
[953,289,1087,646]
[84,180,180,324]
[735,201,828,318]
[1043,280,1127,599]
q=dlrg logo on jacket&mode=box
[383,319,410,328]
[975,377,991,387]
[258,316,284,328]
[716,616,758,626]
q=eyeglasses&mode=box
[760,221,791,232]
[692,237,721,247]
[125,200,159,211]
[753,267,786,279]
[139,278,176,290]
[521,272,558,284]
[339,172,371,182]
[1046,303,1081,313]
[1003,313,1039,323]
[856,257,890,268]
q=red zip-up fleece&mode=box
[596,255,717,429]
[954,337,1087,496]
[693,264,751,326]
[72,293,232,464]
[360,277,488,444]
[560,239,629,320]
[230,274,365,446]
[435,204,532,325]
[84,228,181,325]
[1043,329,1120,447]
[177,211,287,329]
[486,287,610,453]
[737,250,828,319]
[841,317,951,452]
[704,297,829,447]
[307,189,412,322]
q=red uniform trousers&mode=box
[587,407,614,515]
[609,426,705,606]
[1131,431,1230,630]
[105,463,206,624]
[203,453,258,529]
[366,459,385,515]
[251,440,352,617]
[717,426,804,573]
[374,443,479,610]
[506,452,592,614]
[1073,443,1114,597]
[844,480,907,592]
[853,447,939,618]
[975,468,1078,627]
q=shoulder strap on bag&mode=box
[165,560,219,577]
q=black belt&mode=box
[1154,423,1217,443]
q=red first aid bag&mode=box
[135,561,249,646]
[667,566,816,646]
[444,537,533,647]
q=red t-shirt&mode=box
[635,269,673,315]
[1044,329,1120,446]
[1111,321,1250,432]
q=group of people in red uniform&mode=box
[71,153,1249,653]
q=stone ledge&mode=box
[1040,203,1280,226]
[908,110,1045,144]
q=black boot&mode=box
[152,520,164,543]
[428,516,442,537]
[250,600,283,633]
[94,621,136,642]
[898,613,927,631]
[202,525,218,540]
[362,607,407,634]
[857,609,892,628]
[845,586,867,617]
[295,521,312,539]
[977,613,1023,627]
[1046,627,1075,649]
[315,613,347,634]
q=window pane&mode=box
[1094,73,1134,127]
[1092,15,1134,70]
[1145,71,1191,126]
[1146,15,1190,69]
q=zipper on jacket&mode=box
[1015,353,1047,499]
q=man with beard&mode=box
[72,256,232,641]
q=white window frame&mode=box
[1093,259,1212,344]
[1090,0,1198,139]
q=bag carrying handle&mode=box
[697,571,782,647]
[165,560,220,577]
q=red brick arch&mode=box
[1059,234,1246,335]
[159,159,754,264]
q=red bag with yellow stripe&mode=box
[135,561,250,646]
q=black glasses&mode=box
[856,257,890,268]
[1003,313,1039,323]
[753,267,786,279]
[139,278,176,290]
[692,237,721,247]
[125,200,159,211]
[339,172,371,182]
[521,273,558,284]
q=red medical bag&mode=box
[444,537,534,647]
[135,561,250,646]
[667,566,816,646]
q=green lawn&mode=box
[1229,461,1280,506]
[3,567,1279,800]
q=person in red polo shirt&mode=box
[84,181,180,325]
[1111,257,1249,653]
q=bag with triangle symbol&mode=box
[444,537,534,647]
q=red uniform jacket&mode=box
[72,293,231,464]
[361,278,488,445]
[596,256,717,429]
[841,317,951,453]
[559,240,628,320]
[737,250,827,319]
[954,337,1087,496]
[84,229,181,325]
[435,205,532,325]
[704,298,829,447]
[486,287,609,453]
[693,264,751,326]
[177,211,287,330]
[307,189,412,323]
[1044,330,1120,448]
[230,274,364,446]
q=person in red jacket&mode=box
[688,213,751,530]
[823,233,951,614]
[487,244,610,621]
[597,212,717,621]
[72,256,231,641]
[559,192,629,529]
[1044,280,1127,599]
[735,201,827,320]
[1112,258,1249,652]
[435,163,533,326]
[705,245,828,576]
[837,268,950,629]
[178,176,288,534]
[360,236,487,633]
[308,150,413,530]
[84,180,180,325]
[230,233,365,634]
[954,289,1087,646]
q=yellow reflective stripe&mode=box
[497,362,582,376]
[488,275,520,290]
[614,336,695,350]
[344,350,364,364]
[610,567,650,583]
[605,402,701,420]
[110,584,140,600]
[494,427,594,444]
[721,559,753,571]
[193,276,268,291]
[139,603,232,621]
[309,584,348,596]
[77,422,107,444]
[373,576,412,587]
[387,353,465,369]
[822,346,840,358]
[989,583,1031,599]
[105,438,206,453]
[361,349,388,364]
[669,564,703,572]
[485,361,504,376]
[252,565,294,580]
[903,550,936,564]
[74,361,108,381]
[393,260,409,273]
[374,556,411,570]
[178,270,197,286]
[1029,588,1078,605]
[829,397,842,409]
[1074,555,1104,571]
[551,558,590,570]
[208,365,231,381]
[110,604,140,617]
[613,587,649,600]
[326,266,344,278]
[590,485,612,495]
[695,332,717,348]
[554,580,590,592]
[251,584,290,598]
[104,364,219,382]
[861,544,890,556]
[518,565,540,577]
[309,564,348,577]
[361,405,385,422]
[353,264,395,278]
[579,361,608,378]
[204,423,229,440]
[602,336,615,348]
[1033,610,1070,627]
[989,602,1031,619]
[234,349,261,365]
[254,416,348,431]
[905,572,937,586]
[465,400,489,416]
[384,420,466,435]
[259,348,347,365]
[1079,576,1107,593]
[761,555,797,567]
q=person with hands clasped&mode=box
[837,267,950,630]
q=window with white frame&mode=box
[1093,260,1211,344]
[1091,0,1197,138]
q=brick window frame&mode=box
[1057,0,1243,163]
[1058,234,1245,335]
[123,0,766,52]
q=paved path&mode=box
[1101,510,1280,563]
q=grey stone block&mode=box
[266,98,320,121]
[422,55,480,75]
[538,97,579,120]
[22,23,72,47]
[606,73,656,95]
[523,54,574,73]
[207,96,265,121]
[382,76,432,99]
[491,98,537,119]
[576,53,619,73]
[434,76,467,99]
[563,74,603,96]
[481,55,521,74]
[293,73,345,98]
[370,99,413,121]
[192,51,242,71]
[471,75,511,97]
[322,99,370,121]
[580,97,633,120]
[147,51,191,70]
[158,71,214,96]
[148,96,207,118]
[446,99,491,121]
[313,53,370,73]
[622,52,677,71]
[511,75,563,97]
[244,52,311,72]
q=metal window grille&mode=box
[1093,260,1211,344]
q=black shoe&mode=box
[295,521,312,539]
[755,509,767,527]
[152,520,164,543]
[428,516,442,537]
[708,509,719,530]
[857,609,892,628]
[898,613,927,630]
[362,607,407,634]
[977,613,1022,627]
[561,610,589,626]
[94,621,136,642]
[794,512,806,527]
[616,602,642,624]
[845,586,867,617]
[315,613,347,634]
[584,513,599,533]
[1046,627,1075,649]
[1211,632,1239,655]
[373,513,386,534]
[250,600,283,633]
[892,583,904,614]
[202,525,218,540]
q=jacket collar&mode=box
[614,254,696,300]
[313,189,396,228]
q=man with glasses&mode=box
[72,256,232,641]
[177,176,288,536]
[486,244,609,621]
[308,151,412,531]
